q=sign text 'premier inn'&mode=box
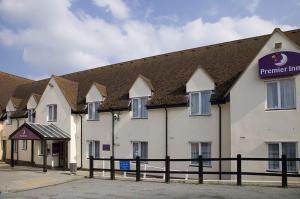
[259,51,300,78]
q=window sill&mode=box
[87,119,100,121]
[131,117,148,120]
[265,108,296,111]
[266,169,298,174]
[47,120,57,122]
[189,164,212,168]
[189,114,211,117]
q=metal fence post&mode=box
[237,154,242,186]
[110,156,115,180]
[89,156,94,178]
[282,155,287,188]
[198,155,203,184]
[136,156,141,181]
[165,156,170,183]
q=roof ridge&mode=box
[0,71,33,82]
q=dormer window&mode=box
[189,91,212,116]
[87,102,100,121]
[6,111,12,125]
[132,97,148,119]
[28,109,35,123]
[47,104,57,122]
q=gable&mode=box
[186,67,215,92]
[129,76,153,98]
[27,95,38,109]
[86,84,105,103]
[231,29,300,94]
[6,100,16,112]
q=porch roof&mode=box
[9,123,71,140]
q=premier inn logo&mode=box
[19,130,27,138]
[258,51,300,78]
[272,53,288,67]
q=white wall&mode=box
[27,95,37,110]
[230,31,300,181]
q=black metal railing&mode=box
[89,154,300,188]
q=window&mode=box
[132,142,148,160]
[21,140,27,150]
[87,102,100,121]
[190,142,211,166]
[87,140,100,158]
[266,79,296,110]
[47,104,57,122]
[267,142,297,172]
[6,111,12,125]
[132,97,148,119]
[28,109,35,123]
[190,91,212,116]
[40,142,51,156]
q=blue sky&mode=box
[0,0,299,80]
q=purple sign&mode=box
[11,126,41,140]
[259,51,300,78]
[102,144,110,151]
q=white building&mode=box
[0,28,300,181]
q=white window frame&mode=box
[266,142,298,172]
[132,141,148,161]
[265,78,296,110]
[13,140,18,153]
[47,104,57,122]
[39,142,51,156]
[6,111,12,125]
[131,97,148,119]
[28,109,35,123]
[87,102,100,121]
[21,140,27,150]
[189,91,212,116]
[86,140,100,159]
[190,142,212,167]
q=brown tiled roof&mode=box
[0,72,32,113]
[3,28,300,116]
[93,82,107,97]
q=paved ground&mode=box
[0,162,83,193]
[1,178,300,199]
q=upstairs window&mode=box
[190,91,212,116]
[6,111,12,125]
[47,104,57,122]
[87,102,100,121]
[28,109,35,123]
[266,79,296,110]
[132,97,148,119]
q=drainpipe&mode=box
[16,118,19,163]
[164,105,168,158]
[111,110,115,157]
[78,114,83,169]
[217,104,222,180]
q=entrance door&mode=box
[58,142,64,168]
[2,140,6,161]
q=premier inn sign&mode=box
[258,51,300,78]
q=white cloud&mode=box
[0,0,296,76]
[92,0,129,20]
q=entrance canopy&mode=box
[9,123,70,140]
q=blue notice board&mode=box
[119,160,130,171]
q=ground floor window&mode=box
[190,142,211,166]
[39,142,51,156]
[132,141,148,160]
[87,140,100,158]
[267,142,297,172]
[13,140,18,153]
[21,140,27,150]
